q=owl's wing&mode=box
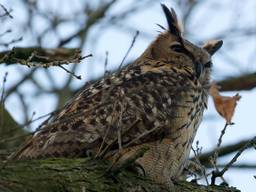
[11,60,198,159]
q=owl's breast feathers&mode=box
[12,58,208,159]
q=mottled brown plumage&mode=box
[11,5,222,186]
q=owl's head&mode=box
[140,4,222,82]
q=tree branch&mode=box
[0,158,240,192]
[0,47,83,67]
[192,138,254,167]
[217,72,256,92]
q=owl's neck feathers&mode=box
[136,32,174,61]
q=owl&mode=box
[11,4,222,187]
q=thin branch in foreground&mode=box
[104,51,109,77]
[0,72,8,129]
[210,123,230,185]
[0,72,8,104]
[212,123,229,164]
[118,30,139,70]
[219,136,256,175]
[80,53,93,60]
[7,109,59,136]
[4,69,36,100]
[58,65,81,80]
[16,92,30,128]
[191,141,209,185]
[23,52,92,80]
[25,111,36,130]
[193,138,254,166]
[211,136,256,185]
[206,163,256,169]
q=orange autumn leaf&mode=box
[210,82,241,124]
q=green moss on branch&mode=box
[0,158,240,192]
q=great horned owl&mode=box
[11,4,222,186]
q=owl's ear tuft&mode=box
[161,4,181,38]
[203,40,223,55]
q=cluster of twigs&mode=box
[0,47,93,79]
[189,122,256,187]
[0,4,13,19]
[210,123,256,185]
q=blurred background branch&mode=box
[0,0,255,191]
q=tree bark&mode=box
[0,158,240,192]
[0,47,83,67]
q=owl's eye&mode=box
[169,44,184,53]
[204,61,212,68]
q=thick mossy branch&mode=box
[0,47,83,67]
[0,158,240,192]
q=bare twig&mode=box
[81,53,93,60]
[0,72,8,104]
[206,163,256,169]
[118,30,139,70]
[58,0,117,47]
[219,136,256,175]
[4,69,37,99]
[0,72,8,129]
[0,37,22,47]
[210,123,230,185]
[58,65,81,80]
[26,111,36,130]
[191,141,209,185]
[211,136,256,185]
[16,92,30,127]
[0,4,13,18]
[192,138,255,166]
[104,51,109,77]
[7,109,59,135]
[212,123,229,165]
[0,29,12,38]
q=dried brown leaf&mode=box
[210,82,241,124]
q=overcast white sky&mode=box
[0,0,255,191]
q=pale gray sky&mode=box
[0,0,255,191]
